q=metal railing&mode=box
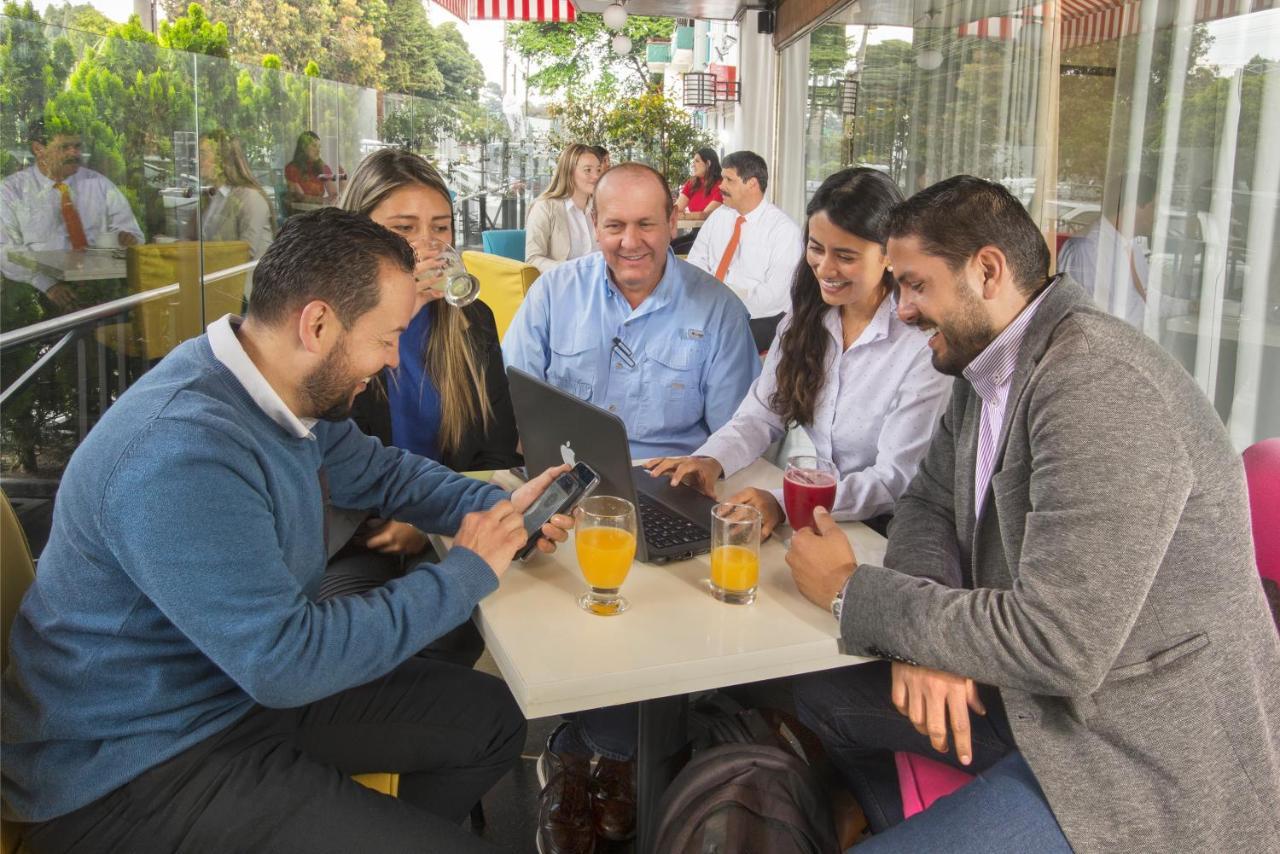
[455,180,531,249]
[1,260,260,456]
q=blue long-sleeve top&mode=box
[1,333,504,822]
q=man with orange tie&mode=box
[1,117,143,311]
[686,150,803,349]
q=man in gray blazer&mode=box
[787,176,1279,853]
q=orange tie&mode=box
[54,182,88,250]
[714,215,746,281]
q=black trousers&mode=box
[20,658,527,853]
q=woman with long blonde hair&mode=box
[523,142,601,273]
[321,149,519,642]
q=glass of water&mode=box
[417,240,480,308]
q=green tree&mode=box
[508,14,673,98]
[158,2,229,58]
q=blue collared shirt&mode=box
[503,249,761,458]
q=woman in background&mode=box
[193,130,274,261]
[284,130,337,206]
[672,147,724,254]
[524,143,601,273]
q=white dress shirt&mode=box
[207,314,315,439]
[696,296,953,521]
[686,201,803,319]
[563,198,595,260]
[0,164,144,291]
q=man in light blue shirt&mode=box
[503,162,761,460]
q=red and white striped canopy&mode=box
[470,0,577,21]
[956,0,1276,49]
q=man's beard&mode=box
[920,274,999,376]
[303,341,358,422]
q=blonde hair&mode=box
[339,148,492,455]
[539,143,599,202]
[202,129,274,214]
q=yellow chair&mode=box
[95,241,252,361]
[462,250,539,342]
[2,490,36,854]
[0,491,402,850]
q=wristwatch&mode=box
[830,576,850,623]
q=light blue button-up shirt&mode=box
[503,249,761,458]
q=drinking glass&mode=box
[782,456,838,531]
[574,496,637,616]
[707,502,762,605]
[417,240,480,307]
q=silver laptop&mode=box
[506,367,715,564]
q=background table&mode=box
[438,457,884,851]
[7,248,126,282]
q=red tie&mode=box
[54,182,88,250]
[714,215,746,281]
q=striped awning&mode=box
[956,0,1276,48]
[432,0,470,19]
[470,0,577,20]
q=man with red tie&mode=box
[686,150,802,349]
[1,117,143,311]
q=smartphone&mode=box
[515,462,599,560]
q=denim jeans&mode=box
[853,752,1072,854]
[794,660,1069,852]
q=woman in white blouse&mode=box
[523,143,601,273]
[648,167,952,537]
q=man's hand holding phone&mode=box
[453,501,527,579]
[510,464,578,557]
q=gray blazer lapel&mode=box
[970,276,1092,568]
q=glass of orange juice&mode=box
[574,496,637,616]
[707,502,762,605]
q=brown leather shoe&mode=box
[589,756,636,842]
[536,752,595,854]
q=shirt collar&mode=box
[823,291,895,350]
[207,314,316,439]
[962,280,1056,404]
[739,199,770,225]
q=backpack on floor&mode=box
[652,698,841,854]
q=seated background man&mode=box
[2,208,572,852]
[685,149,802,349]
[0,116,143,311]
[501,162,760,854]
[1057,171,1155,330]
[787,177,1280,852]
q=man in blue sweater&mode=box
[2,208,572,851]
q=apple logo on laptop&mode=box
[560,441,576,467]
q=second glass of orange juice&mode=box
[574,496,637,616]
[708,502,762,605]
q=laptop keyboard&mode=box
[637,493,708,550]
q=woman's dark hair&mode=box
[771,167,903,426]
[691,147,722,194]
[290,130,323,173]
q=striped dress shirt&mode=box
[962,280,1056,520]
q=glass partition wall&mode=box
[803,0,1279,448]
[0,13,456,502]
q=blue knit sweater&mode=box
[1,335,504,822]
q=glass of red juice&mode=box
[783,456,838,531]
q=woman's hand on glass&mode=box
[723,487,785,540]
